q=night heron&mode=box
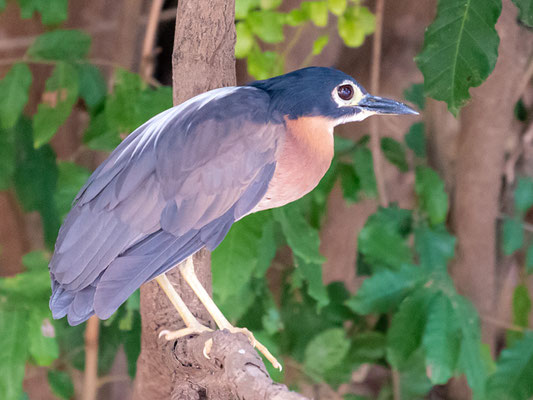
[49,67,417,369]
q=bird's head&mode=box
[250,67,417,125]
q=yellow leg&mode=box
[179,257,282,371]
[155,273,211,340]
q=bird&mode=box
[49,66,417,369]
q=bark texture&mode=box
[451,0,533,344]
[133,2,307,399]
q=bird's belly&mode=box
[250,115,334,214]
[252,153,332,212]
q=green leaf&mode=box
[247,49,283,79]
[415,0,501,115]
[399,350,434,399]
[312,34,329,55]
[0,63,32,130]
[260,0,281,10]
[502,217,524,256]
[27,30,91,61]
[415,166,448,225]
[28,311,58,366]
[422,293,460,384]
[83,111,121,151]
[17,0,67,25]
[14,119,60,247]
[47,370,74,400]
[33,62,79,148]
[403,83,425,111]
[213,212,275,305]
[105,68,144,133]
[0,0,5,11]
[247,10,284,43]
[54,161,91,220]
[514,176,533,214]
[511,285,531,341]
[273,203,325,264]
[295,257,329,309]
[304,328,350,378]
[347,264,426,314]
[454,295,487,397]
[77,63,107,109]
[353,146,377,197]
[235,0,260,19]
[138,86,172,121]
[414,225,455,272]
[327,0,346,16]
[0,257,51,307]
[22,250,49,271]
[338,163,360,203]
[285,8,310,26]
[487,332,533,400]
[0,309,29,400]
[235,21,255,58]
[0,126,16,190]
[338,6,375,47]
[301,1,329,27]
[381,137,408,172]
[526,244,533,274]
[404,122,426,158]
[511,0,533,27]
[358,212,412,268]
[387,290,433,368]
[349,332,386,363]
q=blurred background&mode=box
[0,0,532,399]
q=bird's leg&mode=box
[179,257,282,371]
[155,273,212,340]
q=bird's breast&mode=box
[253,116,334,212]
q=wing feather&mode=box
[50,86,284,323]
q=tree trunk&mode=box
[448,0,533,398]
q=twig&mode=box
[140,0,164,80]
[369,0,388,207]
[83,316,100,400]
[481,314,529,333]
[392,368,401,400]
[516,56,533,101]
[497,213,533,233]
[0,10,177,52]
[97,374,132,388]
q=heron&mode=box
[49,67,417,370]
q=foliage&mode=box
[1,0,533,399]
[234,0,375,78]
[416,0,501,115]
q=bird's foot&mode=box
[158,322,212,341]
[225,326,282,371]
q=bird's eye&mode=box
[337,84,354,101]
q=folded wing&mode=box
[49,86,283,324]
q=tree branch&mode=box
[82,316,100,400]
[169,331,307,400]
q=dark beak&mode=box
[358,94,418,115]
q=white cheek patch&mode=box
[333,109,376,127]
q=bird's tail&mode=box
[49,229,206,325]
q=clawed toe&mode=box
[159,324,212,340]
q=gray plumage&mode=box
[49,86,283,325]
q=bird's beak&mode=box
[356,94,418,115]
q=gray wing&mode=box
[49,86,284,324]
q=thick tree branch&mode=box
[133,1,308,399]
